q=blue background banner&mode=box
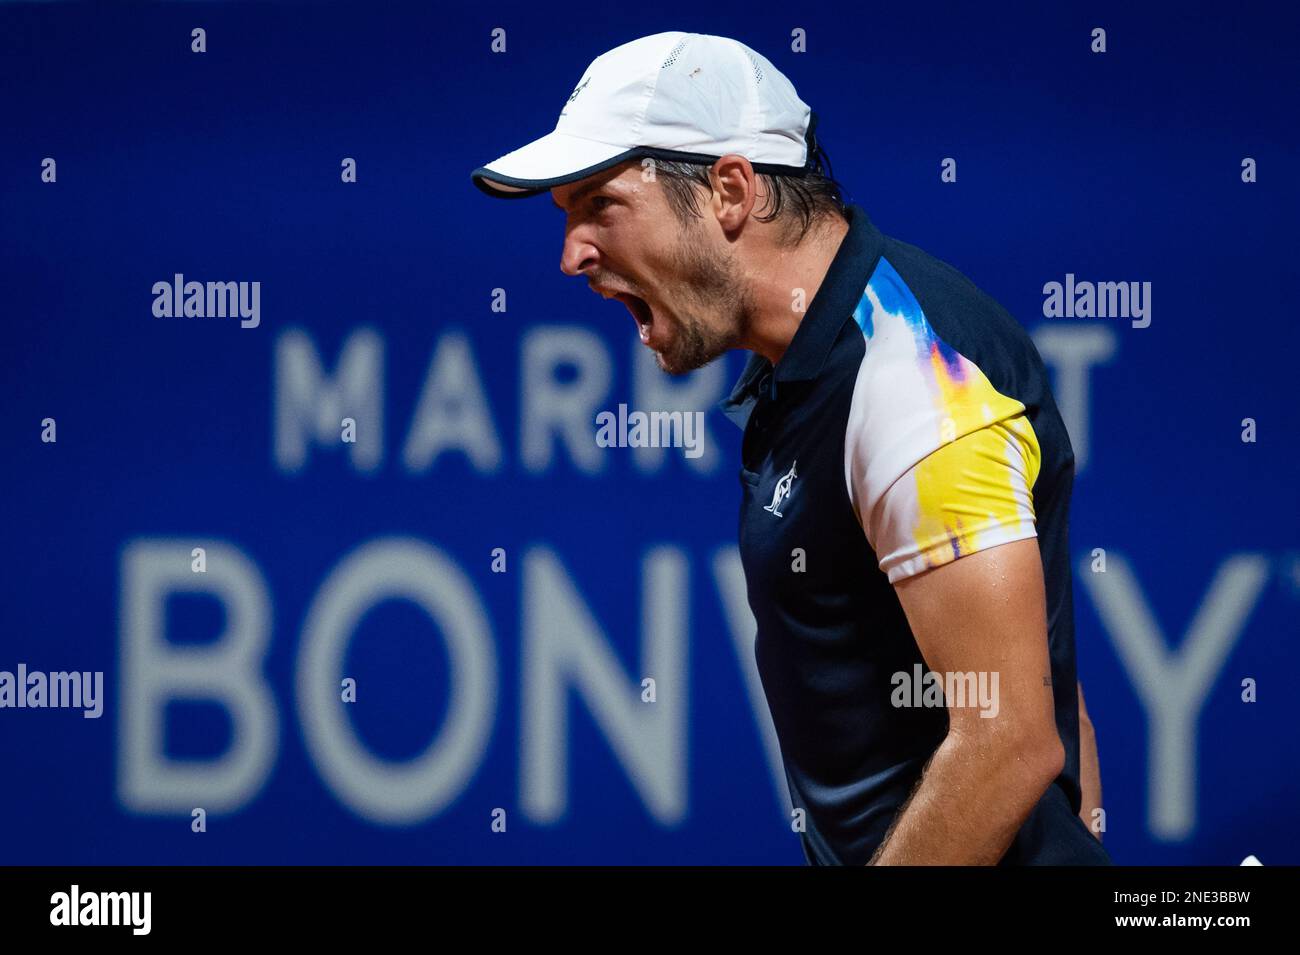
[1,1,1296,864]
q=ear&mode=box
[708,154,759,231]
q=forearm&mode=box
[869,731,1062,865]
[1077,684,1103,839]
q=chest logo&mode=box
[763,460,797,518]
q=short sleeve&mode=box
[842,256,1045,582]
[867,413,1041,583]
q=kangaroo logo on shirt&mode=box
[764,460,797,517]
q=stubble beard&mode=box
[653,226,751,376]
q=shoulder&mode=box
[842,253,1043,581]
[844,255,1030,504]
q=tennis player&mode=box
[472,31,1110,865]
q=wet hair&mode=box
[651,139,847,245]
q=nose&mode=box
[560,226,599,278]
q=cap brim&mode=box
[471,130,637,199]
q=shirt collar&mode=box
[718,203,883,429]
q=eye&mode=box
[589,195,614,213]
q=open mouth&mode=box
[614,292,654,344]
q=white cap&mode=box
[471,31,819,198]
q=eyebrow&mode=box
[552,179,608,211]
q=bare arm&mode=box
[868,538,1064,865]
[1077,680,1103,840]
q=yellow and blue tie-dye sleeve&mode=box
[869,412,1040,582]
[843,258,1041,583]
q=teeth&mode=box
[617,293,652,343]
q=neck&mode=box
[739,213,851,367]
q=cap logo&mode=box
[566,76,591,104]
[559,76,591,117]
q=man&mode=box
[472,31,1110,865]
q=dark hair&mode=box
[651,139,846,245]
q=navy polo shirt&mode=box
[720,204,1111,866]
